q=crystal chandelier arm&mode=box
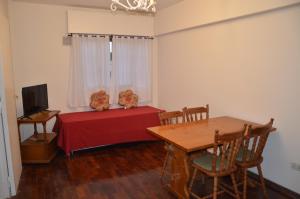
[146,0,156,10]
[130,0,138,8]
[141,0,147,9]
[111,0,131,10]
[111,0,156,12]
[111,1,118,11]
[127,0,143,10]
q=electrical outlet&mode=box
[291,162,300,172]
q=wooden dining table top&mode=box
[147,116,276,153]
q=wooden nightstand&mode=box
[17,110,60,164]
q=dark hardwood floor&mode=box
[13,142,290,199]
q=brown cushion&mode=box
[90,90,110,111]
[118,90,138,109]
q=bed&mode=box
[54,106,162,156]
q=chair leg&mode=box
[213,176,218,199]
[201,172,205,184]
[230,173,240,199]
[161,152,168,175]
[236,167,243,183]
[189,167,197,192]
[243,168,248,199]
[161,151,170,185]
[257,165,268,199]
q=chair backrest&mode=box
[183,104,209,122]
[212,127,245,173]
[159,111,185,125]
[240,118,274,163]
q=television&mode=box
[22,84,49,116]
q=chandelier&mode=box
[111,0,157,12]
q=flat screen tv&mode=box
[22,84,49,116]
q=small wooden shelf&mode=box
[21,133,58,164]
[18,110,60,164]
[22,132,57,145]
[18,111,59,123]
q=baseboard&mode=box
[247,171,300,199]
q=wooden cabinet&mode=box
[17,110,60,164]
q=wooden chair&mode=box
[158,111,185,186]
[189,127,246,199]
[159,111,185,125]
[184,104,216,156]
[236,119,274,199]
[183,104,209,122]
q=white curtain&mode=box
[112,37,152,104]
[68,35,110,108]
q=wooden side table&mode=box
[17,110,60,164]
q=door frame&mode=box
[0,55,16,197]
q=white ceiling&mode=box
[12,0,183,10]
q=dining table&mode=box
[147,116,276,199]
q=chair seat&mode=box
[189,129,244,199]
[193,152,228,172]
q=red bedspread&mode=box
[55,106,162,155]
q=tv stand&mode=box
[18,115,32,120]
[17,110,60,164]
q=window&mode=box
[68,35,152,108]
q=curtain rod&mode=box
[66,33,154,40]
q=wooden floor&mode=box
[13,142,290,199]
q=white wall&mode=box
[155,0,300,35]
[8,1,157,140]
[9,2,71,140]
[0,0,22,194]
[155,1,300,193]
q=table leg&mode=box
[169,146,190,199]
[17,123,22,144]
[33,123,38,137]
[42,122,47,141]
